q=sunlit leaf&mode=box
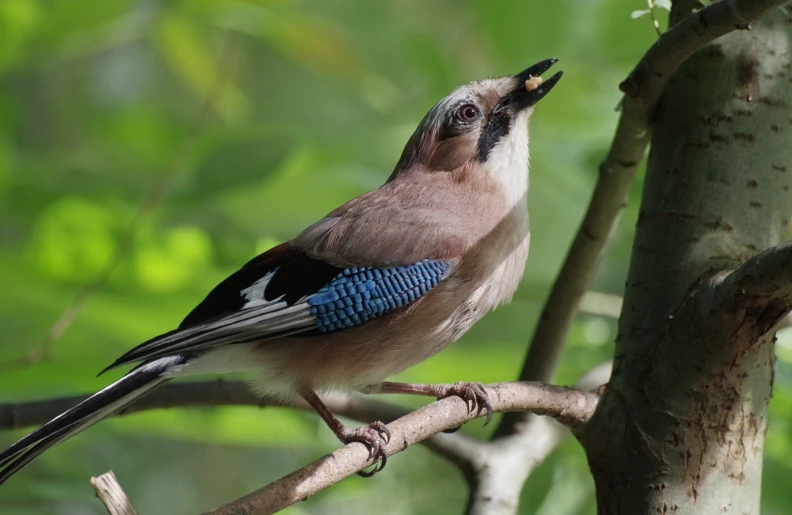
[0,0,41,70]
[27,197,117,282]
[134,225,214,292]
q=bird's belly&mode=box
[246,292,469,395]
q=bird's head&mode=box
[391,59,562,193]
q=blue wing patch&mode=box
[104,259,453,369]
[307,260,454,333]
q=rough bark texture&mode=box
[580,4,792,513]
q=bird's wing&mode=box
[103,192,465,371]
[293,177,475,267]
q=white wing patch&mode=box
[241,271,275,308]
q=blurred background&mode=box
[0,0,790,513]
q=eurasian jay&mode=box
[0,59,562,481]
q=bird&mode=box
[0,59,562,482]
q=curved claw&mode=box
[341,421,391,478]
[439,382,493,426]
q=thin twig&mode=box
[204,382,598,515]
[495,0,787,437]
[647,0,663,37]
[0,33,241,373]
[90,471,138,515]
[0,380,414,431]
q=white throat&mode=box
[484,115,529,209]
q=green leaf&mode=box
[0,0,41,70]
[134,225,214,292]
[27,197,118,282]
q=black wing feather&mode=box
[179,242,341,328]
[264,252,341,304]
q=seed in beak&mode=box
[524,75,543,92]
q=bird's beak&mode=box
[497,58,564,114]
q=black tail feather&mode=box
[0,355,185,485]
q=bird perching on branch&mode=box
[0,59,563,481]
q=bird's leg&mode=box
[375,381,493,426]
[299,390,391,477]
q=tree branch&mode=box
[0,376,603,515]
[0,380,260,431]
[497,0,789,436]
[712,240,792,331]
[90,471,138,515]
[465,362,612,515]
[0,380,444,438]
[204,382,598,515]
[716,239,792,301]
[0,380,483,480]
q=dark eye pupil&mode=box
[459,105,478,120]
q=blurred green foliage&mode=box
[0,1,790,514]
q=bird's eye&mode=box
[456,104,480,122]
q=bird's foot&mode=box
[299,390,391,477]
[435,382,493,425]
[339,421,392,477]
[376,381,494,427]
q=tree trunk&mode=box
[579,3,792,513]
